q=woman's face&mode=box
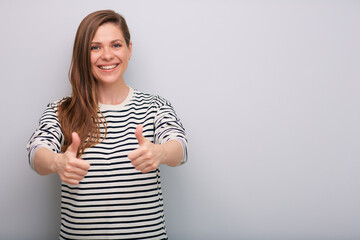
[90,22,132,86]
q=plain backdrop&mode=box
[0,0,359,239]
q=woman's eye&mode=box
[113,44,121,48]
[91,46,99,50]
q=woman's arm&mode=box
[33,147,58,175]
[158,139,184,167]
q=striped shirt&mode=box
[27,87,188,240]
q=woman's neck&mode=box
[97,80,130,105]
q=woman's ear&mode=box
[128,41,133,60]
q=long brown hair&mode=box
[58,10,131,155]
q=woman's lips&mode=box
[98,64,119,70]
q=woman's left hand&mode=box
[128,124,165,173]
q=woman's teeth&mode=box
[99,64,117,70]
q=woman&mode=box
[27,10,187,240]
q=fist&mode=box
[128,124,164,173]
[55,132,90,185]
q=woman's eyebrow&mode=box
[91,39,124,44]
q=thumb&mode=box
[135,124,146,146]
[67,132,81,156]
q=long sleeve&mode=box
[154,97,188,166]
[26,102,64,171]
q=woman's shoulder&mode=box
[44,96,71,113]
[133,89,171,107]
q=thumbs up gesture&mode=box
[128,124,164,173]
[54,132,90,185]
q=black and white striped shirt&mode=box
[27,88,188,240]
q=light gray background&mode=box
[0,0,359,239]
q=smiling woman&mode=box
[27,9,188,240]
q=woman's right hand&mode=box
[54,132,90,185]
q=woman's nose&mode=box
[101,47,114,60]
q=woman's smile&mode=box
[98,63,119,71]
